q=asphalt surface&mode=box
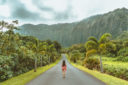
[26,54,106,85]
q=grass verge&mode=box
[0,59,60,85]
[71,63,128,85]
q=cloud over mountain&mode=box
[0,0,128,24]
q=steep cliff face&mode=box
[71,8,128,44]
[17,8,128,46]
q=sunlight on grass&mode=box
[94,56,128,69]
[103,61,128,69]
[72,63,128,85]
[0,60,60,85]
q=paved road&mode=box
[26,54,106,85]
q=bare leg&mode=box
[62,71,66,78]
[64,71,65,78]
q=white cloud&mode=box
[0,5,10,17]
[0,0,128,24]
[40,12,54,20]
[43,0,69,12]
[20,0,40,13]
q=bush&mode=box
[84,57,100,70]
[0,55,15,81]
[118,47,128,57]
[106,53,115,57]
[116,56,128,62]
[104,64,128,80]
[70,50,81,63]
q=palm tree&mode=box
[12,20,18,24]
[0,20,19,55]
[0,21,8,30]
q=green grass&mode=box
[72,63,128,85]
[101,56,117,61]
[93,56,128,69]
[97,56,128,69]
[103,61,128,69]
[0,60,60,85]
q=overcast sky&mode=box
[0,0,128,25]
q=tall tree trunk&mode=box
[34,57,37,72]
[49,55,50,65]
[100,56,103,73]
[40,56,42,67]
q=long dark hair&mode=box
[62,60,66,67]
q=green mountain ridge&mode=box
[17,8,128,46]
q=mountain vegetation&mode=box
[17,8,128,46]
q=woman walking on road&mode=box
[62,60,67,78]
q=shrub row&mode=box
[103,64,128,80]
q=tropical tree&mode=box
[99,33,112,44]
[0,21,8,30]
[70,50,81,63]
[53,41,61,53]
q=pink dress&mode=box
[62,65,67,71]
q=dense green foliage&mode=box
[104,64,128,80]
[0,21,61,81]
[84,57,100,70]
[100,57,128,80]
[67,44,85,64]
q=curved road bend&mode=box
[26,54,106,85]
